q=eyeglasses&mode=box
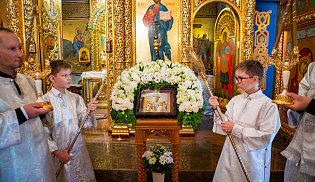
[233,76,254,83]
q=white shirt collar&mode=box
[244,89,263,98]
[51,87,66,97]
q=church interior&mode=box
[1,0,315,181]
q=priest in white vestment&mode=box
[281,62,315,181]
[0,28,54,181]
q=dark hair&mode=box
[235,59,263,80]
[0,28,15,43]
[49,60,71,76]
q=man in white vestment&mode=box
[281,62,315,181]
[209,60,281,182]
[0,28,54,181]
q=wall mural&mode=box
[62,1,91,73]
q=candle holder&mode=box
[34,72,53,110]
[269,0,299,105]
[270,46,299,105]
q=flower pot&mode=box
[152,172,165,182]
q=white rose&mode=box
[161,67,166,74]
[192,103,199,113]
[166,68,172,74]
[112,103,120,111]
[185,105,193,112]
[178,104,185,112]
[119,104,127,111]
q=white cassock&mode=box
[212,90,280,182]
[281,62,315,181]
[0,73,54,182]
[43,87,97,182]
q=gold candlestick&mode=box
[270,0,299,105]
[34,72,52,110]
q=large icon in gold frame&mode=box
[135,86,177,118]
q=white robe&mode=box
[281,62,315,180]
[0,73,54,182]
[212,90,280,182]
[43,88,97,182]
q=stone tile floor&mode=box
[83,115,290,181]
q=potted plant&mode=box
[142,145,173,182]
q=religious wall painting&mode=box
[136,0,180,63]
[43,0,61,20]
[63,20,92,73]
[213,8,238,108]
[289,48,313,94]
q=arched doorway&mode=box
[192,1,241,108]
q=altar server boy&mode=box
[209,59,281,182]
[43,60,97,182]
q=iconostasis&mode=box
[8,0,315,138]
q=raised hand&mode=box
[209,96,219,109]
[87,98,98,111]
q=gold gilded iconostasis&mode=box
[3,0,315,137]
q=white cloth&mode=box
[0,73,54,181]
[43,87,97,182]
[212,90,280,182]
[281,62,315,180]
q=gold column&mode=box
[180,0,191,68]
[243,0,256,61]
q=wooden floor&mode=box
[83,113,290,182]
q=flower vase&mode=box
[152,172,165,182]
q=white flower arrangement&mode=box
[110,60,205,129]
[142,145,173,174]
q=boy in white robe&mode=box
[209,59,281,182]
[281,62,315,181]
[43,60,98,182]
